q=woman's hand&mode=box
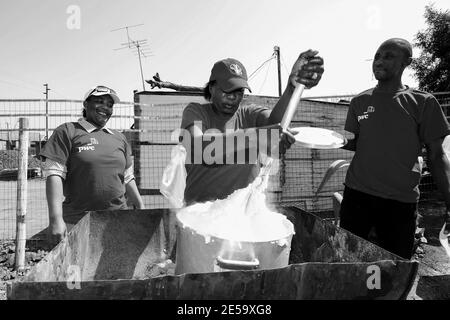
[289,49,324,89]
[47,217,67,247]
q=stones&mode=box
[0,241,49,297]
[0,268,7,280]
[6,254,15,268]
[25,252,37,263]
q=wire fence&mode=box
[0,91,448,240]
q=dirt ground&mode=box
[0,200,448,300]
[0,239,48,300]
[407,200,450,300]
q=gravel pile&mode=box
[0,240,49,300]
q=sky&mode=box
[0,0,448,102]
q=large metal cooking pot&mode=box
[175,212,294,275]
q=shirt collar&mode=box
[78,118,114,134]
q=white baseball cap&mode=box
[84,85,120,103]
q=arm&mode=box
[46,175,67,245]
[267,50,324,126]
[426,137,450,230]
[340,97,359,152]
[122,139,144,209]
[125,179,145,209]
[341,134,358,151]
[39,124,72,245]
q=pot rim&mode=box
[176,214,294,244]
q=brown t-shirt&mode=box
[344,86,450,203]
[180,102,270,204]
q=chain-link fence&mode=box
[0,91,448,240]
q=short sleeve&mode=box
[244,104,271,127]
[39,123,73,165]
[180,103,208,131]
[344,98,359,135]
[420,95,450,144]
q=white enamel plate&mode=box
[291,127,347,149]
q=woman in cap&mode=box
[39,85,144,246]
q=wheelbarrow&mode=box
[7,206,418,300]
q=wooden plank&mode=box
[15,118,28,271]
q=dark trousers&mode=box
[339,186,417,259]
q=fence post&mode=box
[15,117,28,271]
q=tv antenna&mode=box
[112,24,153,91]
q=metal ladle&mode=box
[280,84,306,131]
[242,84,307,214]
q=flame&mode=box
[219,240,256,262]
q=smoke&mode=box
[177,157,294,243]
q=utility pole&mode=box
[43,84,50,140]
[274,46,282,97]
[112,24,152,91]
[6,122,11,150]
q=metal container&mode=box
[7,207,419,300]
[174,213,294,275]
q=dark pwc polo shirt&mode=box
[39,119,133,217]
[344,86,450,203]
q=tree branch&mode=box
[145,73,203,92]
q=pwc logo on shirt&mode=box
[77,143,96,153]
[357,106,375,122]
